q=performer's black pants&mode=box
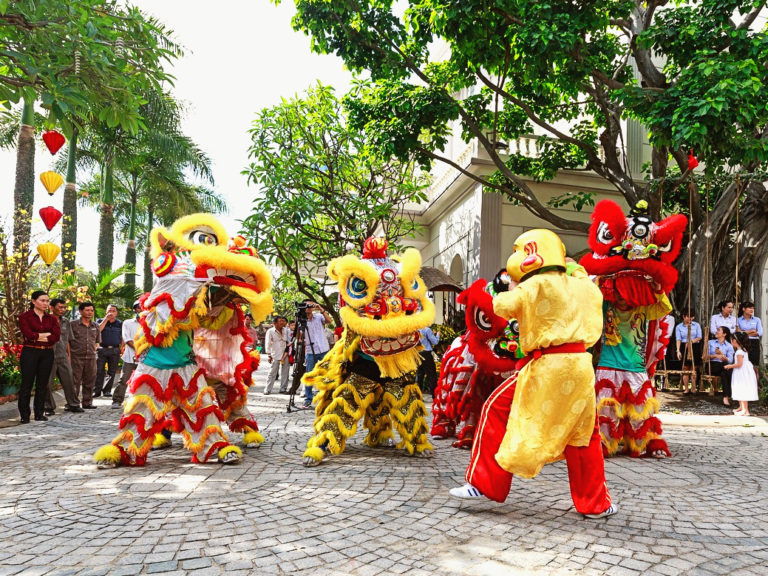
[417,350,437,395]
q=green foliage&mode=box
[45,265,141,318]
[0,0,180,135]
[241,82,428,311]
[284,0,768,224]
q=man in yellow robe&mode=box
[450,229,616,519]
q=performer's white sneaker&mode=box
[583,504,618,519]
[449,483,485,499]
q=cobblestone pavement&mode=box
[1,364,767,576]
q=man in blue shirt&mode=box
[94,304,123,398]
[416,326,440,395]
[675,310,702,394]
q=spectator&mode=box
[737,300,762,380]
[94,304,122,398]
[244,313,259,351]
[675,310,703,394]
[17,290,60,423]
[725,332,758,416]
[264,316,291,394]
[44,298,83,414]
[302,302,332,408]
[111,301,142,409]
[416,326,440,395]
[70,302,100,409]
[703,326,734,405]
[710,300,736,338]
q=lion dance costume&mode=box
[453,229,614,518]
[580,200,686,458]
[301,237,435,466]
[431,276,521,448]
[94,215,273,468]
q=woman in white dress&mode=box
[726,332,759,416]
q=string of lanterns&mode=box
[36,129,66,266]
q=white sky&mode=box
[0,0,352,280]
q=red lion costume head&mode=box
[580,200,687,307]
[458,278,520,373]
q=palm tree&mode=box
[77,90,222,291]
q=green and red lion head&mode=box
[580,200,687,307]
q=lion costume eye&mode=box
[188,230,218,246]
[596,222,614,244]
[474,308,492,331]
[346,276,368,299]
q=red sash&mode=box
[516,342,587,371]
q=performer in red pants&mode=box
[450,229,616,519]
[457,369,612,516]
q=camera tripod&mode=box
[286,318,318,413]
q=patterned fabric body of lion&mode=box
[580,200,686,458]
[93,215,273,468]
[194,303,264,448]
[431,278,521,448]
[301,237,436,466]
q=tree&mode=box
[284,0,768,314]
[1,0,181,269]
[240,83,428,319]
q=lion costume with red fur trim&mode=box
[431,277,521,448]
[193,302,263,447]
[93,215,272,468]
[580,200,686,458]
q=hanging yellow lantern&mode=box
[37,242,61,266]
[40,171,64,195]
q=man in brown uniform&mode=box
[70,302,101,409]
[44,298,84,414]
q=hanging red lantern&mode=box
[687,151,699,171]
[39,206,63,231]
[42,130,66,155]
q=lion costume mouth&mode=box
[359,332,420,356]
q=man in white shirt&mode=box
[264,316,291,394]
[301,303,332,407]
[111,302,142,409]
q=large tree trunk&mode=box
[143,202,154,293]
[124,179,138,292]
[675,181,741,321]
[12,99,35,257]
[713,182,768,306]
[98,157,115,274]
[62,127,78,272]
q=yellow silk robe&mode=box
[492,267,604,478]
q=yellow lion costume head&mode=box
[149,213,273,321]
[327,237,435,378]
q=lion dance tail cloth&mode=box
[194,303,264,447]
[94,215,273,468]
[581,200,686,458]
[431,276,521,448]
[301,237,436,466]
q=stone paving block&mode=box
[144,561,178,573]
[181,557,212,570]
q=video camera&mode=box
[294,300,310,324]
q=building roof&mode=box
[420,266,463,293]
